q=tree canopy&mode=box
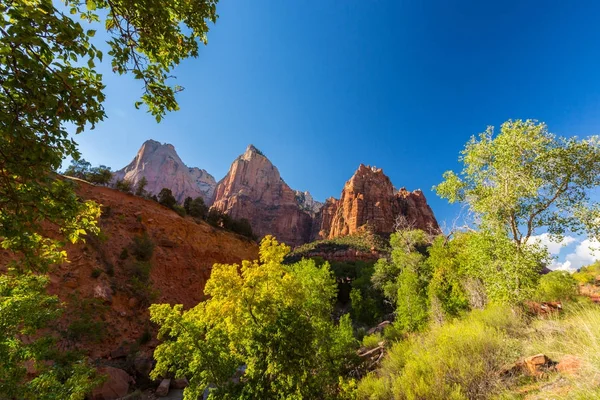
[434,119,600,247]
[1,0,219,397]
[150,236,358,399]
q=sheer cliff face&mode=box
[211,145,313,246]
[113,140,216,203]
[312,164,440,240]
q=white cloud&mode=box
[527,233,577,255]
[550,238,600,271]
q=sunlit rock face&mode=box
[114,140,216,203]
[311,164,440,241]
[211,145,313,246]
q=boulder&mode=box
[93,283,113,304]
[524,354,554,377]
[92,366,131,400]
[556,355,581,375]
[155,378,171,397]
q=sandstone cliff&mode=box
[211,145,313,246]
[312,164,439,240]
[114,140,216,203]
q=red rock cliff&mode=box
[312,164,439,240]
[211,145,313,246]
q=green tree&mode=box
[87,165,112,185]
[158,188,177,209]
[150,236,358,399]
[187,196,209,219]
[372,230,432,333]
[434,119,600,248]
[1,0,219,396]
[115,178,133,193]
[135,176,148,197]
[64,158,92,179]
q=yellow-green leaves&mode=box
[150,236,358,399]
[435,119,600,245]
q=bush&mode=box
[184,196,208,219]
[115,179,133,193]
[357,306,524,400]
[173,204,186,217]
[119,248,129,260]
[158,188,177,209]
[362,333,383,349]
[131,233,154,262]
[91,268,102,278]
[535,270,578,301]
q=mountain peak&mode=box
[242,144,265,160]
[114,140,216,203]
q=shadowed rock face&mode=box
[211,145,313,246]
[113,140,216,203]
[311,164,439,241]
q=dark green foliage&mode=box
[186,196,209,219]
[91,268,102,278]
[64,159,112,185]
[135,176,148,197]
[119,248,129,260]
[115,179,133,194]
[206,208,255,239]
[87,165,113,185]
[105,263,115,277]
[131,233,154,262]
[64,158,92,179]
[158,188,177,209]
[65,296,108,343]
[173,204,187,217]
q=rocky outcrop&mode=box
[312,164,439,240]
[114,140,216,203]
[294,190,323,217]
[211,145,312,246]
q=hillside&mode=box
[1,180,258,361]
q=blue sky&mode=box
[73,0,600,268]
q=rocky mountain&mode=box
[311,164,439,240]
[211,145,313,246]
[113,140,216,203]
[294,190,323,216]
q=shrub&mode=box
[158,188,177,209]
[115,179,133,193]
[357,306,524,400]
[173,204,186,217]
[135,176,148,197]
[119,248,129,260]
[91,268,102,278]
[362,333,383,349]
[535,270,578,301]
[131,233,154,262]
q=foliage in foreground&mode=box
[357,306,525,400]
[150,236,358,400]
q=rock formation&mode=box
[312,164,439,240]
[211,145,313,246]
[294,190,324,217]
[113,139,216,203]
